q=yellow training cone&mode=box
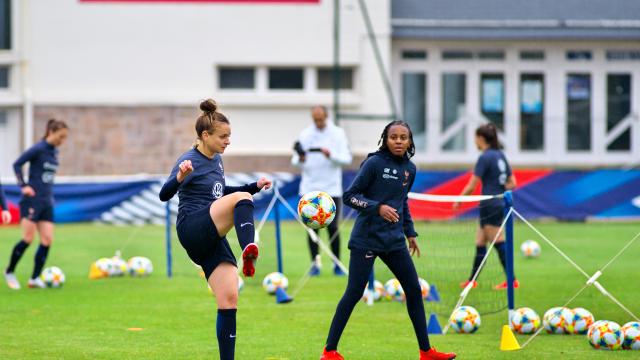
[89,262,106,279]
[499,325,521,351]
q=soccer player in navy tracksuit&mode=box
[0,179,11,224]
[456,123,517,290]
[320,121,456,360]
[4,119,69,290]
[159,99,271,360]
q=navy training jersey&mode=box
[13,140,59,205]
[474,149,512,197]
[159,148,259,226]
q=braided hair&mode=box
[377,120,415,158]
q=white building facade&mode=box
[0,0,639,176]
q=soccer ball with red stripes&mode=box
[40,266,65,288]
[510,307,540,334]
[449,306,481,334]
[564,307,595,334]
[298,191,336,230]
[588,320,622,350]
[543,307,572,334]
[622,322,640,350]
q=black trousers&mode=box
[307,196,341,261]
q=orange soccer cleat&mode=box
[420,347,457,360]
[494,279,519,290]
[459,280,478,289]
[320,347,344,360]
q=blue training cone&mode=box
[426,284,441,302]
[427,312,443,335]
[275,287,293,304]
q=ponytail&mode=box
[43,119,68,139]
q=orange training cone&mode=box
[499,325,521,351]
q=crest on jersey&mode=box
[213,182,224,199]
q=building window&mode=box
[0,66,8,88]
[0,0,10,50]
[480,73,504,131]
[478,51,505,60]
[607,74,632,151]
[268,68,304,90]
[520,51,545,61]
[402,72,426,150]
[606,50,640,61]
[442,73,466,151]
[567,74,591,151]
[402,50,427,60]
[218,67,255,89]
[566,51,592,61]
[317,67,354,90]
[520,74,544,151]
[442,51,473,60]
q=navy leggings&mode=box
[325,247,430,351]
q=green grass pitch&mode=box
[0,220,638,359]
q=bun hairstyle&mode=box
[194,98,229,147]
[377,120,416,158]
[475,122,501,149]
[42,118,68,139]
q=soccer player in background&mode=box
[4,119,68,290]
[0,179,11,224]
[456,122,517,290]
[159,99,271,360]
[320,121,456,360]
[292,105,352,276]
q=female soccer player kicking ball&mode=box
[456,123,517,290]
[159,99,271,360]
[4,119,68,290]
[320,121,456,360]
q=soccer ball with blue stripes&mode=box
[622,322,640,350]
[384,278,405,302]
[564,307,595,334]
[128,256,153,277]
[262,272,288,294]
[41,266,65,288]
[449,306,481,333]
[298,191,336,229]
[543,307,572,334]
[510,307,540,334]
[588,320,622,350]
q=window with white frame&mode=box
[0,0,10,50]
[218,67,255,89]
[317,67,354,90]
[268,68,304,90]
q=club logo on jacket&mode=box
[213,182,224,199]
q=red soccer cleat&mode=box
[241,243,259,277]
[459,280,478,289]
[420,347,457,360]
[320,347,344,360]
[494,279,519,290]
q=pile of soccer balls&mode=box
[361,277,431,303]
[90,255,153,279]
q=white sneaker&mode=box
[27,277,46,289]
[4,272,21,290]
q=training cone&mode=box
[426,284,440,302]
[427,312,442,335]
[275,287,293,304]
[499,325,521,351]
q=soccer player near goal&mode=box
[159,99,271,360]
[320,121,456,360]
[456,122,517,290]
[4,119,68,290]
[0,179,11,224]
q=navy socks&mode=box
[31,244,50,280]
[216,309,237,360]
[234,199,255,251]
[469,245,487,280]
[6,240,29,273]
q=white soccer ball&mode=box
[297,191,336,229]
[520,240,541,258]
[543,307,572,334]
[95,257,115,277]
[262,272,288,294]
[128,256,153,277]
[449,306,481,333]
[384,278,405,302]
[362,280,384,303]
[40,266,65,288]
[622,322,640,350]
[588,320,623,350]
[564,307,595,334]
[418,278,431,300]
[510,307,541,334]
[110,257,128,277]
